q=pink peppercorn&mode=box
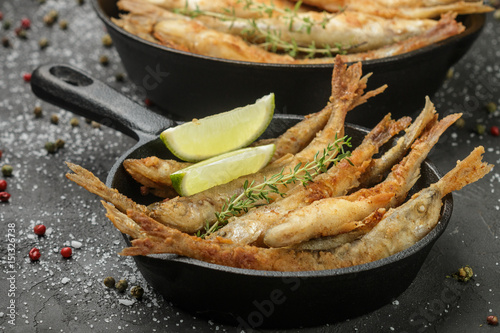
[0,179,7,191]
[60,247,72,258]
[0,192,10,202]
[20,18,31,29]
[490,126,499,137]
[34,224,46,236]
[29,248,41,261]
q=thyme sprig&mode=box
[174,0,351,57]
[196,135,352,238]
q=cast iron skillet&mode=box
[30,64,453,329]
[93,0,484,127]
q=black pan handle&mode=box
[30,64,175,140]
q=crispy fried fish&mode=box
[293,0,492,19]
[108,146,492,271]
[263,112,461,248]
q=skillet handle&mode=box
[30,64,174,140]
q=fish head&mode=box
[407,188,443,239]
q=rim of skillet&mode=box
[92,0,485,69]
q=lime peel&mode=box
[170,144,276,196]
[160,93,275,162]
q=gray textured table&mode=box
[1,1,499,332]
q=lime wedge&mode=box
[160,93,275,162]
[170,144,275,196]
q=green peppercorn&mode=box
[69,117,80,127]
[76,0,85,5]
[130,286,144,299]
[99,55,109,66]
[34,106,43,118]
[2,37,10,47]
[43,10,58,26]
[3,20,11,30]
[475,124,486,135]
[39,37,49,49]
[101,34,113,47]
[55,139,65,149]
[486,102,497,113]
[50,114,59,124]
[450,265,473,283]
[103,276,115,288]
[454,118,465,129]
[39,0,46,3]
[115,279,128,292]
[59,19,68,30]
[115,73,125,82]
[1,164,13,177]
[45,141,57,154]
[17,29,27,39]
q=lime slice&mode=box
[160,93,275,162]
[170,144,275,196]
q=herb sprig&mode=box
[175,0,351,58]
[196,135,352,238]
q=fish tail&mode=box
[65,162,146,215]
[433,146,494,196]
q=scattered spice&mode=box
[115,279,128,292]
[39,37,49,49]
[2,164,13,177]
[55,139,65,149]
[20,17,31,29]
[0,11,3,20]
[487,315,499,326]
[15,28,27,39]
[29,248,41,261]
[144,98,153,107]
[33,105,43,118]
[3,20,11,30]
[99,55,109,66]
[103,276,115,288]
[70,117,80,127]
[43,10,58,26]
[60,247,72,258]
[454,118,465,129]
[0,150,2,158]
[50,114,59,124]
[2,36,10,47]
[45,142,57,154]
[449,265,474,282]
[101,34,113,47]
[34,224,46,236]
[446,68,454,79]
[474,124,486,135]
[486,102,497,113]
[115,72,125,82]
[59,19,68,30]
[0,192,10,202]
[0,179,7,191]
[23,73,32,82]
[130,286,144,299]
[76,0,85,5]
[90,121,101,129]
[490,126,499,137]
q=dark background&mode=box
[0,1,499,332]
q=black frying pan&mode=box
[30,64,453,329]
[93,0,485,127]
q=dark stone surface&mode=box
[0,1,499,332]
